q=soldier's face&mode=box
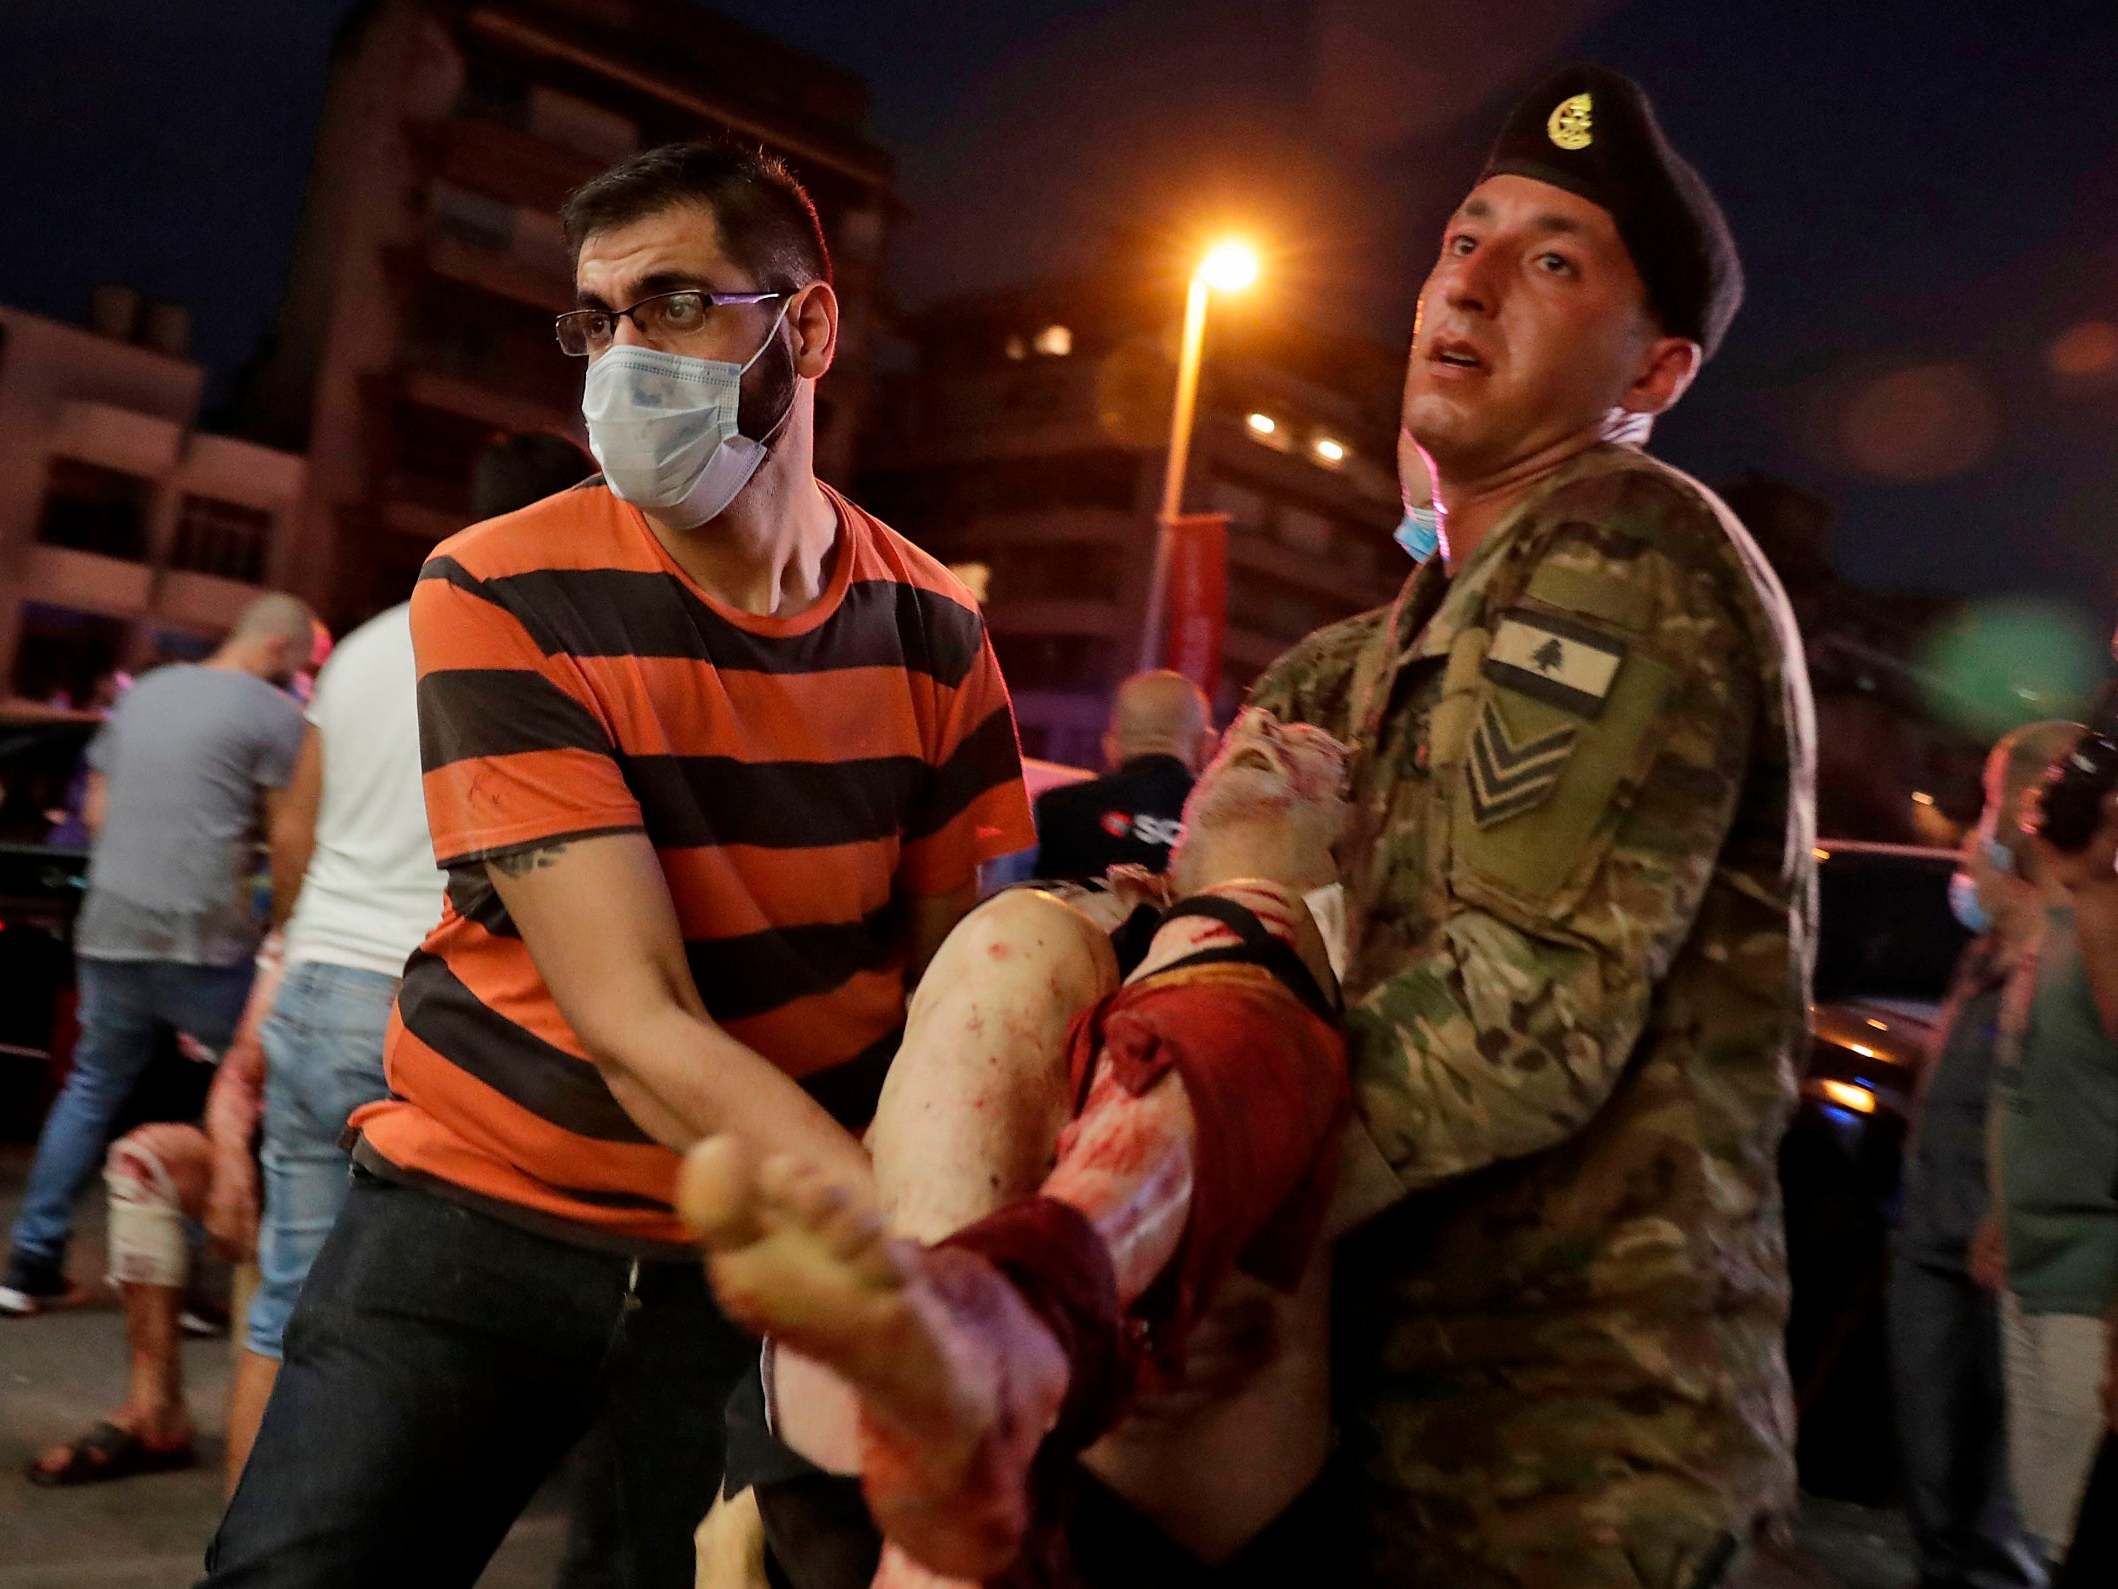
[1404,176,1661,479]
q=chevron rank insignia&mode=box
[1467,696,1577,828]
[1480,609,1626,719]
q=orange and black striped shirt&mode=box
[353,481,1034,1250]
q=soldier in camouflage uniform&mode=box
[1249,65,1818,1587]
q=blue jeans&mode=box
[8,955,254,1274]
[202,1168,753,1588]
[246,961,397,1359]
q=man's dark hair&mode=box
[560,140,832,291]
[471,431,595,521]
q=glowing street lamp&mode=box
[1199,240,1260,293]
[1139,237,1259,671]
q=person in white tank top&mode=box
[279,607,442,979]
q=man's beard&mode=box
[737,323,798,443]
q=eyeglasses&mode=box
[554,288,789,357]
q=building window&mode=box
[1209,478,1266,530]
[430,180,516,252]
[1032,324,1073,357]
[147,626,216,666]
[526,85,636,162]
[514,207,570,275]
[1228,582,1334,639]
[960,451,1138,516]
[8,602,130,708]
[1275,504,1335,557]
[455,57,530,130]
[982,542,1123,603]
[170,495,272,584]
[37,457,153,562]
[991,632,1106,696]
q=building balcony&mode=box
[175,434,304,509]
[1225,527,1393,611]
[412,112,603,218]
[411,232,574,315]
[46,401,185,480]
[392,366,576,440]
[1195,416,1398,518]
[21,544,153,615]
[930,507,1142,555]
[461,6,891,191]
[379,486,469,547]
[157,568,264,633]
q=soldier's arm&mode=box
[1247,612,1377,739]
[1342,507,1769,1208]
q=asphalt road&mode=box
[0,1147,573,1588]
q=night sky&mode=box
[8,0,2117,622]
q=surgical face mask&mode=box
[1949,872,1991,935]
[1393,505,1442,563]
[1950,837,2019,934]
[581,301,795,529]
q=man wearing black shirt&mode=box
[1032,671,1211,881]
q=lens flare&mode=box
[1917,598,2103,739]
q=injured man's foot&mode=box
[682,1138,1069,1580]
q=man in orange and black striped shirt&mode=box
[203,143,1032,1588]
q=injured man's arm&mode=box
[682,710,1351,1585]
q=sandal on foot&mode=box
[26,1420,196,1486]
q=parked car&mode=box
[1783,839,1969,1502]
[0,701,96,1139]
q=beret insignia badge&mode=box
[1546,92,1594,150]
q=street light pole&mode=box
[1160,271,1212,524]
[1138,240,1256,675]
[1136,273,1212,673]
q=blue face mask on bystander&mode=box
[1950,837,2020,935]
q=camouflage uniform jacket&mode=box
[1251,443,1817,1587]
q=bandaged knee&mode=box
[105,1144,190,1289]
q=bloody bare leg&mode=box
[29,1125,211,1480]
[769,887,1119,1475]
[682,1060,1199,1579]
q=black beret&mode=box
[1479,64,1743,359]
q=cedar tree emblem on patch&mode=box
[1481,611,1627,719]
